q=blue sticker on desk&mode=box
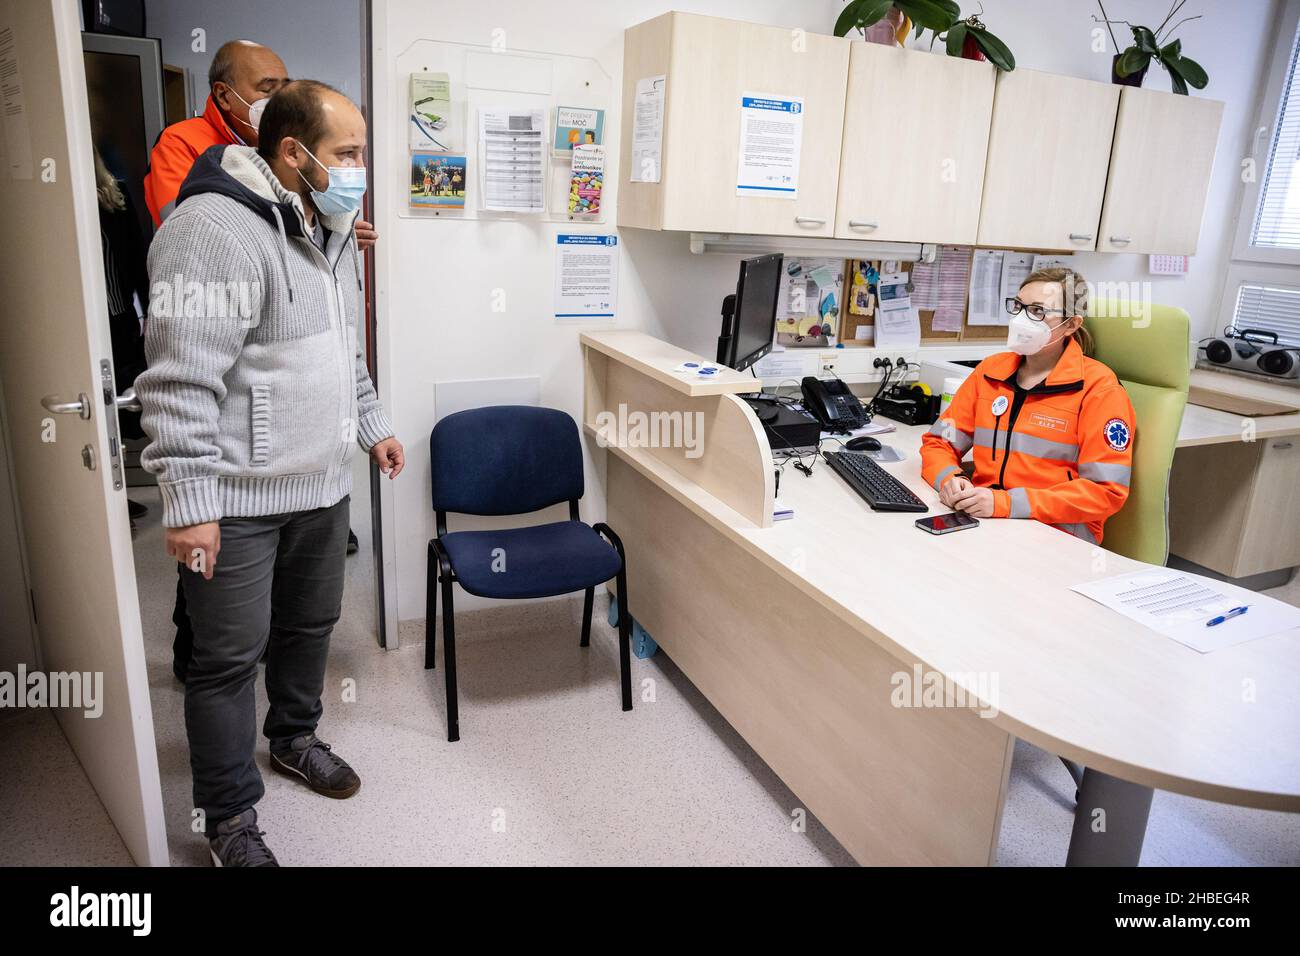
[991,395,1009,416]
[1104,418,1131,451]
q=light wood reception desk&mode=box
[581,331,1300,866]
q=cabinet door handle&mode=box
[1109,235,1132,245]
[794,216,826,227]
[1272,441,1294,450]
[848,219,879,229]
[1069,233,1093,241]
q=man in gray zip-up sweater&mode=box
[136,80,403,867]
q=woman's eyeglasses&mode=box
[1005,297,1067,322]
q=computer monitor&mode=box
[716,253,782,372]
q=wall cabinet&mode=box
[976,68,1120,251]
[833,43,994,244]
[1096,87,1224,255]
[619,12,849,237]
[619,16,1224,255]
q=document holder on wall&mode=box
[395,38,614,224]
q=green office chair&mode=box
[1084,300,1191,567]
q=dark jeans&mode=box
[181,497,349,833]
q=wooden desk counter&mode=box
[585,333,1300,865]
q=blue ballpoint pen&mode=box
[1206,606,1249,627]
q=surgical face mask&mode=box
[294,139,366,216]
[228,89,269,132]
[1007,312,1069,356]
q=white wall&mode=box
[374,0,1275,623]
[373,1,843,620]
[144,0,365,115]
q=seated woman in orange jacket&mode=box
[920,267,1135,546]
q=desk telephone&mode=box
[801,376,869,431]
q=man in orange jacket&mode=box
[920,268,1135,546]
[144,40,378,250]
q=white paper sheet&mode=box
[479,108,545,212]
[966,249,1005,326]
[1070,568,1300,653]
[630,74,665,183]
[0,4,33,180]
[933,245,972,331]
[736,92,803,199]
[998,251,1034,322]
[554,234,618,320]
[874,272,920,348]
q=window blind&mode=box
[1232,283,1300,346]
[1251,18,1300,249]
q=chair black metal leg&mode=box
[441,574,460,742]
[580,587,594,647]
[424,541,437,670]
[615,567,632,712]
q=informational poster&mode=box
[553,105,605,156]
[0,4,33,180]
[409,72,454,151]
[478,108,545,212]
[567,144,604,217]
[554,234,618,320]
[630,75,665,183]
[736,93,803,198]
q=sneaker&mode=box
[346,528,359,555]
[270,733,361,799]
[208,809,279,867]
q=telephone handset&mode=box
[801,376,868,431]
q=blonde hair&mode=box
[93,145,125,212]
[1019,266,1094,356]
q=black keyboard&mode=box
[824,450,928,513]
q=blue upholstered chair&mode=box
[425,405,632,742]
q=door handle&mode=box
[41,393,92,420]
[1069,233,1093,241]
[794,216,826,226]
[115,386,142,412]
[1109,236,1132,245]
[848,219,879,229]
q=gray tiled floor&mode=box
[2,489,1297,866]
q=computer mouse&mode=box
[846,436,881,452]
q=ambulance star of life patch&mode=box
[1104,418,1131,451]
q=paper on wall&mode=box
[966,249,1005,326]
[630,75,665,183]
[479,108,545,212]
[736,92,803,199]
[409,72,454,151]
[554,234,618,320]
[933,245,973,331]
[0,6,33,180]
[874,271,920,349]
[1031,253,1075,272]
[998,251,1034,322]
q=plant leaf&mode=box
[972,27,1016,72]
[896,0,960,32]
[834,0,869,37]
[946,22,967,57]
[1132,25,1159,54]
[1116,47,1150,77]
[1170,54,1209,89]
[1160,38,1182,59]
[1163,60,1189,95]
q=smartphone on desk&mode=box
[915,512,979,535]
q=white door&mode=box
[0,0,166,866]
